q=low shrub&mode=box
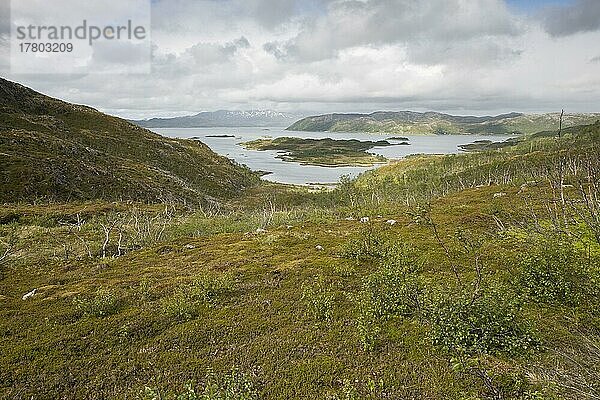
[326,377,387,400]
[355,300,381,352]
[202,368,258,400]
[136,277,154,302]
[518,236,599,306]
[161,289,199,322]
[429,289,537,356]
[363,245,423,319]
[189,273,235,306]
[302,276,335,322]
[341,226,386,261]
[73,287,118,317]
[142,368,259,400]
[332,262,356,277]
[161,274,235,321]
[353,246,423,350]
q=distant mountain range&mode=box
[287,111,600,135]
[132,108,600,135]
[132,110,302,128]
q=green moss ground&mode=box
[1,179,599,399]
[1,83,600,399]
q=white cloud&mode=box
[1,0,599,117]
[265,0,522,63]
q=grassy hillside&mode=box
[354,122,600,202]
[288,110,600,135]
[1,121,599,398]
[0,78,259,205]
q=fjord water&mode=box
[153,127,514,185]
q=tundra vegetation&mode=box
[241,137,397,167]
[2,80,600,399]
[288,110,600,135]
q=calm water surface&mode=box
[152,127,514,185]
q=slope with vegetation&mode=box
[287,110,600,135]
[1,82,600,399]
[0,78,259,205]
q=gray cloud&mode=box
[264,0,521,63]
[406,38,523,67]
[0,0,9,49]
[540,0,600,37]
[91,41,151,67]
[0,0,8,31]
[186,37,250,65]
[150,0,322,35]
[262,42,286,59]
[2,0,600,118]
[247,0,298,29]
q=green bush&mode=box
[73,288,118,317]
[429,290,536,356]
[341,226,386,261]
[353,246,423,350]
[327,377,387,400]
[161,289,199,322]
[161,274,235,321]
[189,273,235,306]
[518,237,599,306]
[355,300,381,352]
[332,262,356,277]
[302,276,335,322]
[136,278,154,302]
[142,368,258,400]
[202,368,258,400]
[362,246,423,319]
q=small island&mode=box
[205,134,236,138]
[459,137,522,152]
[241,137,398,167]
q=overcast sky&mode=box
[1,0,599,119]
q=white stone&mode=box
[22,289,37,300]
